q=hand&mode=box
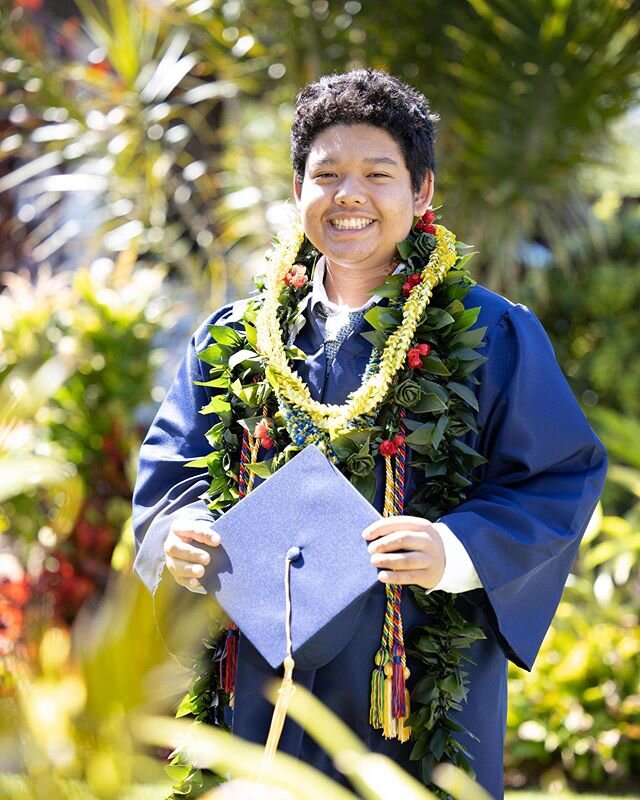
[163,518,220,594]
[362,515,445,590]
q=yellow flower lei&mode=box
[256,223,458,437]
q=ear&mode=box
[293,173,303,207]
[413,171,435,217]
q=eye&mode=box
[368,172,392,179]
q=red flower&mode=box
[415,210,437,234]
[379,439,398,457]
[392,434,406,448]
[402,272,423,297]
[417,343,431,356]
[284,264,307,289]
[407,349,423,369]
[255,419,274,449]
[290,273,306,289]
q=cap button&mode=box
[286,546,302,562]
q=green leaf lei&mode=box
[168,217,487,798]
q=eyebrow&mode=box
[311,156,400,167]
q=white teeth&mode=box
[330,218,374,230]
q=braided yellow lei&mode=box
[256,223,458,436]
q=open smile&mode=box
[328,217,376,231]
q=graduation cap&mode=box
[200,443,381,671]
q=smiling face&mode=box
[294,124,434,278]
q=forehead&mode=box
[305,124,405,168]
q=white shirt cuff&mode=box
[428,522,483,594]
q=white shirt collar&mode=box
[310,256,401,316]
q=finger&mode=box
[164,536,211,565]
[378,568,436,587]
[367,531,438,555]
[175,576,207,594]
[171,520,221,547]
[362,515,431,541]
[165,555,207,580]
[370,550,428,571]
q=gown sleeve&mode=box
[438,303,607,670]
[132,321,221,595]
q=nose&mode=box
[334,174,366,205]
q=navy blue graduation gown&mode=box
[132,285,607,799]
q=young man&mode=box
[132,70,607,798]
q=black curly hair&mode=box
[290,69,438,194]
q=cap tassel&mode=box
[262,547,298,765]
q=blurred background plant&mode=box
[1,0,639,795]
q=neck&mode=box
[324,260,394,307]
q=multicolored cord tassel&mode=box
[370,411,411,741]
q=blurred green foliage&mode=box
[540,207,640,419]
[0,257,166,652]
[1,0,640,794]
[506,573,640,792]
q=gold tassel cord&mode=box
[262,548,298,766]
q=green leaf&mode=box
[451,307,481,332]
[423,308,455,330]
[230,379,271,408]
[448,381,480,411]
[185,456,211,469]
[449,326,487,350]
[198,343,233,367]
[396,238,413,260]
[451,346,484,361]
[453,439,487,467]
[454,252,477,270]
[199,395,231,418]
[246,459,274,478]
[238,416,266,435]
[330,430,371,460]
[432,415,449,450]
[417,379,449,404]
[411,393,447,414]
[430,727,447,761]
[405,422,435,446]
[284,344,308,361]
[420,354,451,376]
[165,764,192,781]
[369,274,405,298]
[360,329,388,350]
[363,305,402,332]
[350,471,376,502]
[208,324,243,348]
[228,349,261,370]
[194,375,230,389]
[244,319,258,350]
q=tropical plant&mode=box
[0,0,281,307]
[0,256,165,637]
[3,564,491,800]
[538,207,640,419]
